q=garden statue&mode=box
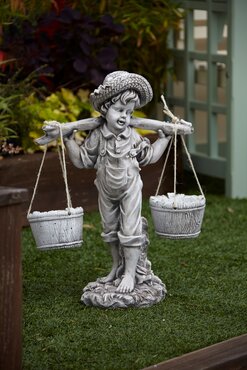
[36,71,193,308]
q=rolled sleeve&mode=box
[136,137,154,166]
[79,129,100,168]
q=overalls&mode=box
[82,124,153,247]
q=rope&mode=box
[27,123,72,215]
[57,147,72,209]
[173,125,178,208]
[181,135,205,197]
[155,136,174,196]
[156,95,205,207]
[58,124,72,212]
[27,145,47,215]
[173,125,178,195]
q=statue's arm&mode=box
[63,135,84,169]
[130,117,193,136]
[35,117,103,145]
[149,130,171,164]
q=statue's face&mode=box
[105,100,135,135]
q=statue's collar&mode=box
[100,124,131,139]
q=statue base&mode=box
[81,278,166,308]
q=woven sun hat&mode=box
[90,71,153,112]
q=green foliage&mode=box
[76,0,184,104]
[1,1,183,105]
[0,68,97,154]
[0,0,52,24]
[0,0,184,153]
[1,7,123,91]
[0,94,18,140]
[117,1,183,104]
[0,68,43,146]
[0,68,148,155]
[18,88,98,152]
[22,181,247,369]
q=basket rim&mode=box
[37,240,83,250]
[27,206,84,221]
[150,203,206,212]
[155,230,201,239]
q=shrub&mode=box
[1,1,183,102]
[0,67,45,156]
[75,0,184,104]
[14,88,98,153]
[1,7,124,91]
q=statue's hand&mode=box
[161,120,194,136]
[35,120,66,145]
[157,129,166,138]
[63,130,76,143]
[42,120,60,137]
[176,119,194,135]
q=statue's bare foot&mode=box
[116,274,135,293]
[97,268,117,284]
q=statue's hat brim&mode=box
[90,71,153,112]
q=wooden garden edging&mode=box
[0,186,28,370]
[143,333,247,370]
[0,142,181,227]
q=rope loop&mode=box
[27,123,72,215]
[155,96,205,203]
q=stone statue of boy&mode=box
[37,71,193,306]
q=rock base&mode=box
[81,278,166,308]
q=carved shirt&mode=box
[79,124,153,170]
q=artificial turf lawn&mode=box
[22,187,247,369]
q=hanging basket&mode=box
[28,207,84,250]
[150,193,205,239]
[150,96,206,240]
[27,123,84,250]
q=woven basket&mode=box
[28,207,84,250]
[150,195,205,239]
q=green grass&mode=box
[22,176,247,370]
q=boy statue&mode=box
[37,71,193,308]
